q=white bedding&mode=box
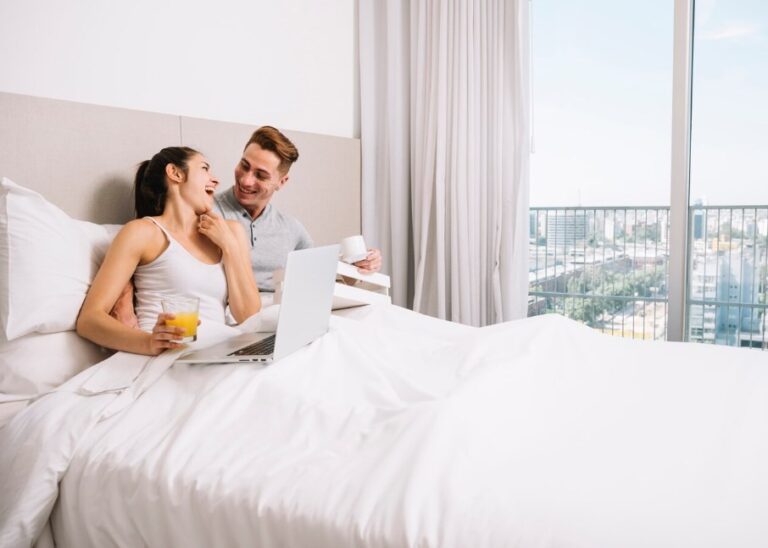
[2,306,768,547]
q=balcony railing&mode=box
[688,206,768,349]
[528,206,768,349]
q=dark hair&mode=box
[245,126,299,175]
[134,146,199,218]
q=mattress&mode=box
[2,306,767,547]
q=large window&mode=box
[529,0,767,350]
[687,0,768,348]
[529,1,674,339]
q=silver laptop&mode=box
[177,244,340,364]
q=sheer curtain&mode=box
[359,0,530,326]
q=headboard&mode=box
[0,92,360,245]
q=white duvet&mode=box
[2,306,767,548]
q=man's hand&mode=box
[110,279,139,329]
[353,248,382,274]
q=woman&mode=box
[77,146,261,355]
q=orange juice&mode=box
[165,311,199,341]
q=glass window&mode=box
[687,0,768,349]
[529,1,674,341]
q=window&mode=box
[529,1,674,340]
[687,0,768,349]
[529,0,767,350]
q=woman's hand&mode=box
[146,313,186,355]
[197,210,236,254]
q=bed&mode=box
[1,94,768,548]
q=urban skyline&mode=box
[527,206,767,349]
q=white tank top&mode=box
[134,218,228,331]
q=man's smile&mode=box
[237,183,260,195]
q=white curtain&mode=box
[360,0,530,326]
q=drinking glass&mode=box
[161,296,200,343]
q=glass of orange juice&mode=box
[161,296,200,343]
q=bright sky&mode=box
[529,0,768,207]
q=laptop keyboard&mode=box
[228,334,276,356]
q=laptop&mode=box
[176,244,340,364]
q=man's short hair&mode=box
[245,126,299,175]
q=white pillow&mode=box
[0,178,115,341]
[0,330,110,396]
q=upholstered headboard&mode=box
[0,91,360,244]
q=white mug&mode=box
[340,235,368,264]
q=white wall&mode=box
[0,0,358,138]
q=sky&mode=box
[529,0,768,207]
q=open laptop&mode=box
[176,244,340,364]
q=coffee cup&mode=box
[340,235,368,264]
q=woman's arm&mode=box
[76,221,185,355]
[197,211,261,323]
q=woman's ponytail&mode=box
[133,146,199,218]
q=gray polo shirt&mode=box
[213,188,313,292]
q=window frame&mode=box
[667,0,695,341]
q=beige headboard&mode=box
[0,92,360,245]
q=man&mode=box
[212,126,382,293]
[111,126,381,326]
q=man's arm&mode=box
[293,215,381,274]
[110,278,139,329]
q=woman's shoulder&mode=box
[113,218,164,246]
[118,217,158,235]
[113,218,166,262]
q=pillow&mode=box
[0,330,110,396]
[0,178,116,341]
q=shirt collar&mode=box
[225,187,271,222]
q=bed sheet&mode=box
[3,306,768,548]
